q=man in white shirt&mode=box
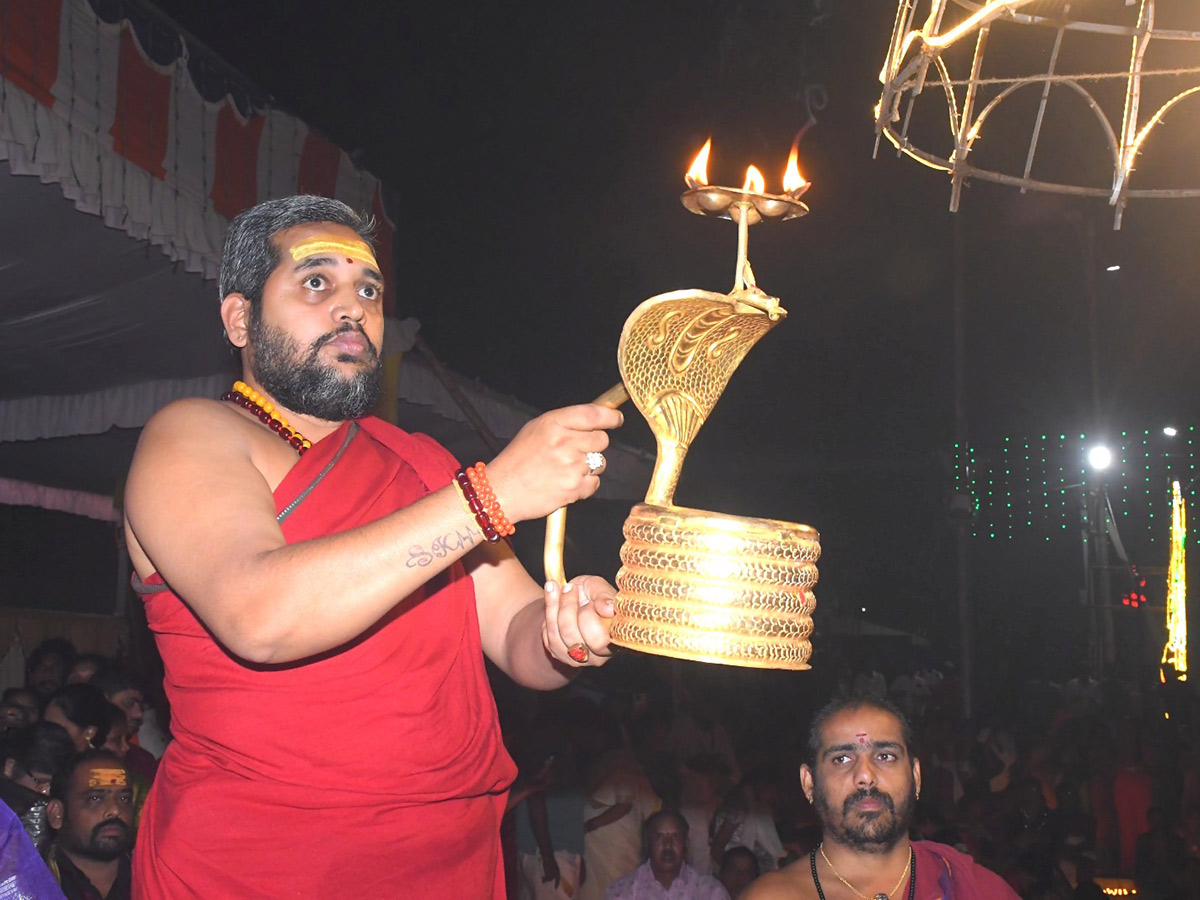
[604,811,730,900]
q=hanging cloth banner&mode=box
[0,0,395,281]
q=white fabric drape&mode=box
[0,475,118,522]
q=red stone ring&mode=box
[567,643,590,664]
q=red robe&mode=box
[912,840,1021,899]
[132,417,517,898]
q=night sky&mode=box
[147,0,1200,682]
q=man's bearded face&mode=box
[807,706,919,854]
[247,304,382,422]
[812,770,916,851]
[76,813,135,862]
[57,762,135,862]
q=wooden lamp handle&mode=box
[543,382,631,584]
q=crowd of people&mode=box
[1,638,1197,900]
[0,637,162,899]
[501,656,1200,900]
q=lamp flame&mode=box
[685,139,712,188]
[743,165,765,194]
[783,139,808,194]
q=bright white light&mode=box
[1106,265,1121,272]
[861,607,866,613]
[1088,445,1113,470]
[1165,426,1178,437]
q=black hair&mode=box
[3,722,76,780]
[46,685,111,749]
[102,705,127,742]
[25,638,76,678]
[90,666,140,701]
[218,195,375,306]
[805,692,916,770]
[1,687,37,705]
[49,749,126,803]
[720,845,760,878]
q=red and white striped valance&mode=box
[0,0,395,295]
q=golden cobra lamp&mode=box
[545,143,821,670]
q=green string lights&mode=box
[952,427,1197,541]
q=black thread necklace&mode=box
[811,845,916,900]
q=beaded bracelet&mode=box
[466,462,515,538]
[453,468,499,542]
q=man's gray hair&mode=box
[218,195,375,304]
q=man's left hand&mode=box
[541,575,615,667]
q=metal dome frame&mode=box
[875,0,1200,227]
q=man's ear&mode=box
[912,757,921,798]
[3,759,13,779]
[799,763,815,805]
[81,726,97,747]
[220,293,251,348]
[46,799,63,831]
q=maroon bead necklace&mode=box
[222,381,312,454]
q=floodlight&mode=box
[1088,445,1113,470]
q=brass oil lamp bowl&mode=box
[545,140,820,670]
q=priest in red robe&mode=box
[742,695,1021,900]
[123,195,623,898]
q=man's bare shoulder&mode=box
[743,859,815,900]
[124,396,288,582]
[125,397,266,528]
[131,397,257,469]
[140,396,239,440]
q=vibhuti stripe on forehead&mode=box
[88,768,127,788]
[289,237,379,270]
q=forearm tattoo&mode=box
[406,527,477,568]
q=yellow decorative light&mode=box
[1162,480,1187,681]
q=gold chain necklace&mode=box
[818,843,912,900]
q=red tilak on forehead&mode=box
[856,733,868,743]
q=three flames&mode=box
[685,137,809,196]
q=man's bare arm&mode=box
[469,543,614,689]
[125,398,619,664]
[583,802,633,833]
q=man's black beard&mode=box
[813,781,916,853]
[248,313,382,422]
[72,817,133,862]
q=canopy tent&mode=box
[0,0,652,611]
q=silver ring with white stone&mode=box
[586,451,606,474]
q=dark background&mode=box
[95,0,1200,685]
